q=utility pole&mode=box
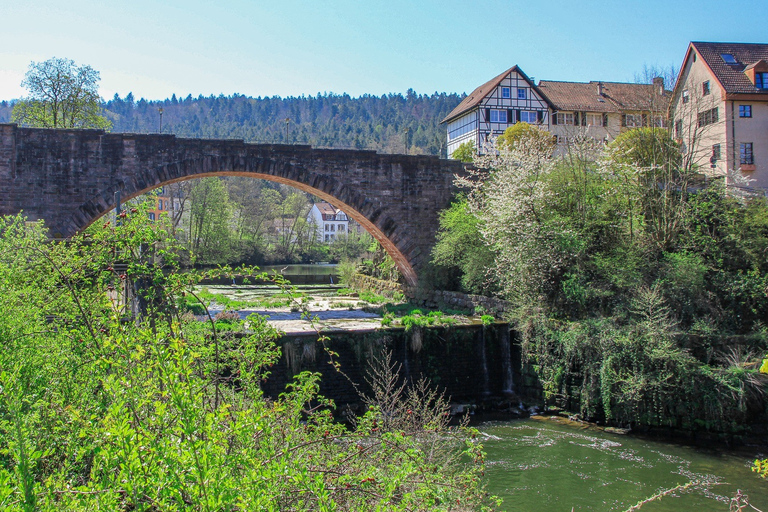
[159,107,164,133]
[285,118,290,144]
[403,127,410,155]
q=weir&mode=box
[259,323,520,410]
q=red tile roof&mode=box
[537,80,670,113]
[315,202,337,216]
[690,42,768,95]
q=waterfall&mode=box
[402,333,411,382]
[500,326,515,394]
[480,327,491,395]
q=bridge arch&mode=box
[91,167,419,286]
[0,125,464,288]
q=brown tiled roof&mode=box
[537,80,670,113]
[441,66,553,123]
[690,41,768,95]
[315,202,337,216]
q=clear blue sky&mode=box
[1,0,766,101]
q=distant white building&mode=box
[307,202,350,242]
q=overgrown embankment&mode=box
[432,125,768,436]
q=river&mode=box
[480,417,768,511]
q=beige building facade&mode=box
[671,42,768,190]
[538,79,669,152]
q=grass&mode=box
[187,287,305,310]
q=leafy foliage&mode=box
[436,128,768,432]
[0,212,495,510]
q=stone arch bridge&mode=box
[0,124,464,287]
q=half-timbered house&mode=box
[442,66,553,158]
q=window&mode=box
[489,110,508,123]
[740,143,754,165]
[702,81,710,96]
[330,224,335,232]
[517,88,527,100]
[675,119,683,139]
[338,224,345,232]
[556,113,575,125]
[682,89,689,104]
[148,213,155,221]
[697,107,718,127]
[158,199,163,210]
[501,87,510,99]
[653,116,666,127]
[520,111,538,123]
[324,234,330,242]
[325,224,329,231]
[586,113,603,127]
[712,144,721,161]
[756,72,768,89]
[721,53,738,64]
[624,114,642,127]
[739,105,752,118]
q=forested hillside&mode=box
[2,91,462,155]
[2,90,462,155]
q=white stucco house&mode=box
[307,202,350,243]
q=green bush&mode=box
[0,214,496,511]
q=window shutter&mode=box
[552,112,558,125]
[485,108,491,122]
[537,111,544,123]
[602,113,608,127]
[581,112,587,126]
[642,114,648,127]
[508,109,515,124]
[574,112,580,126]
[621,114,627,127]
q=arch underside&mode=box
[75,170,419,287]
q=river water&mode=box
[480,417,768,511]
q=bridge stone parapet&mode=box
[0,124,464,287]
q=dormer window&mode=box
[721,53,738,65]
[756,72,768,89]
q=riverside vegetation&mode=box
[0,210,497,511]
[433,125,768,436]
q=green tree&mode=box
[432,198,497,294]
[189,177,234,264]
[450,140,476,162]
[11,57,111,130]
[496,122,555,156]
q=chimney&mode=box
[597,82,604,96]
[653,76,664,95]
